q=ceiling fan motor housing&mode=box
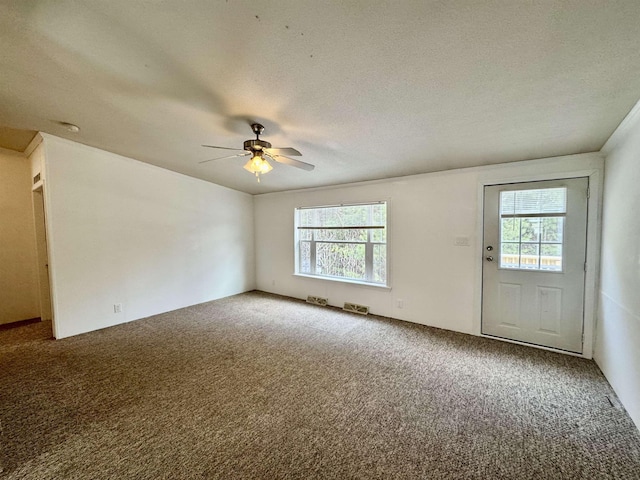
[244,139,272,152]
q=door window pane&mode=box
[500,188,567,215]
[501,218,520,242]
[520,244,540,269]
[541,217,564,243]
[500,243,520,268]
[541,244,562,256]
[540,244,563,271]
[520,218,540,242]
[498,187,566,271]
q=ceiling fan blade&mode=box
[264,147,302,156]
[202,144,246,151]
[269,154,315,171]
[199,152,250,164]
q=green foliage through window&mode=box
[499,188,566,271]
[296,202,387,285]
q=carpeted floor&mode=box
[1,291,639,479]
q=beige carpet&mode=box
[1,291,639,479]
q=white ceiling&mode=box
[1,1,639,194]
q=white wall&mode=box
[255,153,603,340]
[0,147,40,324]
[39,134,255,338]
[595,102,640,430]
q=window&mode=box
[499,187,566,271]
[295,202,387,285]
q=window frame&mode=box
[294,201,389,287]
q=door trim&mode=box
[473,165,603,359]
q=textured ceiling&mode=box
[0,126,37,152]
[1,1,639,194]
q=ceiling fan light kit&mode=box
[243,153,273,182]
[201,123,314,182]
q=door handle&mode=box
[486,256,494,262]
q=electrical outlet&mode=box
[113,303,122,314]
[396,299,404,309]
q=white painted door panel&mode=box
[482,178,588,353]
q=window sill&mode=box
[293,273,391,290]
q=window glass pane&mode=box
[500,187,567,215]
[372,203,386,226]
[314,228,367,242]
[373,244,386,284]
[500,243,520,269]
[298,209,315,227]
[299,203,386,227]
[541,244,562,271]
[541,244,562,256]
[299,241,311,273]
[541,217,564,243]
[520,243,540,269]
[520,217,540,242]
[502,243,520,255]
[497,189,565,272]
[371,228,386,243]
[501,218,520,242]
[299,229,312,241]
[300,205,365,227]
[500,191,516,216]
[316,243,365,280]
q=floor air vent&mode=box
[343,302,369,315]
[306,295,328,307]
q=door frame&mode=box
[473,160,603,359]
[32,186,53,324]
[27,134,59,339]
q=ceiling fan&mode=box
[200,123,314,182]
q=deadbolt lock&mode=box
[486,246,493,251]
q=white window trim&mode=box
[293,273,392,290]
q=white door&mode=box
[481,178,588,353]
